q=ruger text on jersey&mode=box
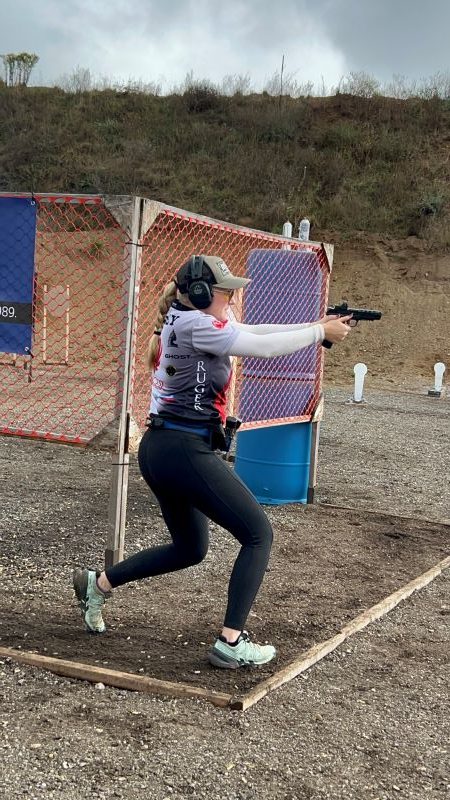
[150,301,239,424]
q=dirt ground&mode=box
[1,378,449,798]
[322,233,449,389]
[0,233,449,798]
[1,484,448,695]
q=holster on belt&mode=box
[212,416,242,453]
[146,414,241,453]
[146,414,163,429]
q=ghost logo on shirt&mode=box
[166,365,177,377]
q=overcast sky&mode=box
[1,0,449,92]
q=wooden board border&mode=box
[2,554,449,711]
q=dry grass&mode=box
[1,86,449,243]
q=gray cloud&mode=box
[1,0,448,90]
[319,0,449,81]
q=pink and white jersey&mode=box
[150,301,240,425]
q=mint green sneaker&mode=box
[73,569,109,634]
[208,631,276,669]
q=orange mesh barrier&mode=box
[132,206,330,432]
[0,194,130,444]
[0,196,330,446]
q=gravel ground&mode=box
[0,383,449,799]
[318,385,449,522]
[1,577,448,800]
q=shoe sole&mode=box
[72,568,88,603]
[208,648,275,669]
[208,651,242,669]
[72,569,105,635]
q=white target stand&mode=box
[0,349,32,379]
[42,284,70,366]
[346,362,368,404]
[282,220,292,250]
[427,362,446,398]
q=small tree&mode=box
[220,73,252,96]
[179,71,220,113]
[1,52,39,86]
[263,69,313,98]
[337,71,380,98]
[58,65,93,93]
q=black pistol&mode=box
[323,301,382,349]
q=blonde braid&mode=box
[147,281,178,371]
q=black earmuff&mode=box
[186,256,214,309]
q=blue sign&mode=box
[0,197,37,355]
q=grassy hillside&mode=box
[1,85,449,245]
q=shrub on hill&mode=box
[0,84,448,244]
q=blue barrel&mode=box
[234,422,312,505]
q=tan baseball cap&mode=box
[176,255,251,291]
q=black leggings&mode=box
[105,427,273,630]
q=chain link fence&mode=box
[0,193,131,444]
[132,204,330,433]
[0,193,331,563]
[0,194,330,444]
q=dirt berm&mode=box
[320,233,449,389]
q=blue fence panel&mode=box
[239,248,323,422]
[0,197,37,355]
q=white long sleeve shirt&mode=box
[150,301,324,424]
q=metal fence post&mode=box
[307,420,321,504]
[307,242,333,504]
[105,196,144,568]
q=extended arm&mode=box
[234,321,314,334]
[227,325,324,358]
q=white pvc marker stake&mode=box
[434,362,446,392]
[298,218,310,241]
[428,362,446,397]
[353,362,368,403]
[282,221,292,250]
[282,220,293,238]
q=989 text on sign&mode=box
[0,301,33,325]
